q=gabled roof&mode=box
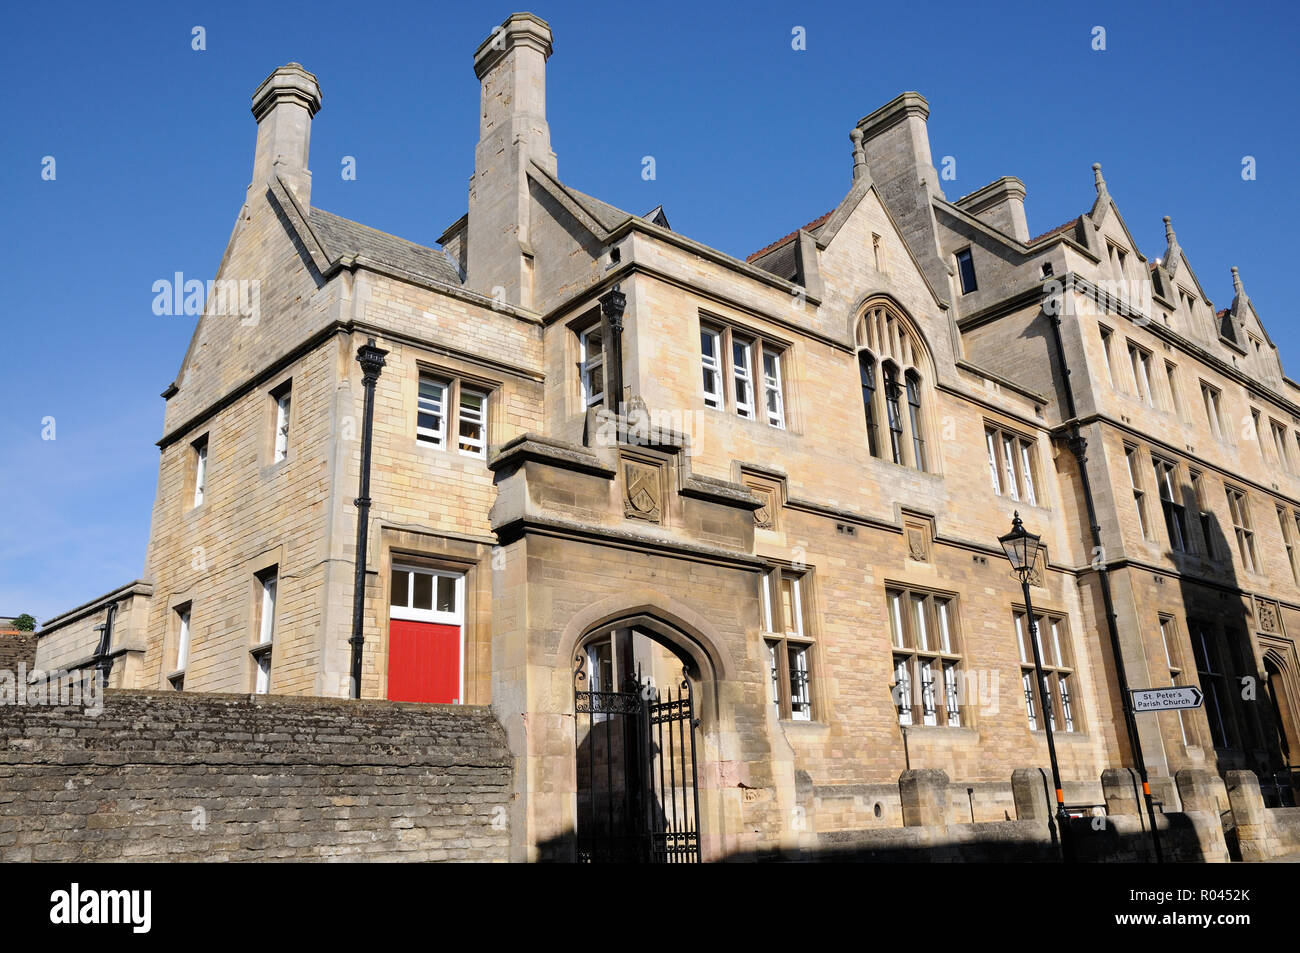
[526,162,634,238]
[1027,217,1081,245]
[643,206,670,230]
[309,208,463,286]
[746,211,834,263]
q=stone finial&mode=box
[1162,215,1181,273]
[1231,266,1245,297]
[250,63,322,206]
[849,128,866,182]
[1092,162,1106,193]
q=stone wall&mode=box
[0,630,36,673]
[0,690,511,862]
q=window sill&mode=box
[863,455,937,478]
[779,717,827,730]
[898,724,977,737]
[1029,729,1088,741]
[701,401,790,435]
[414,439,488,465]
[260,455,291,480]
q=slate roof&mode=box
[309,208,463,286]
[551,182,633,234]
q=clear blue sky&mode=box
[2,0,1297,622]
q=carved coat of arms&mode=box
[623,460,662,523]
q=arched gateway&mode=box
[573,621,709,863]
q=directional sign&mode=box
[1130,686,1203,712]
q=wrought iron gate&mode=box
[574,654,701,862]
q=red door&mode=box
[387,619,461,703]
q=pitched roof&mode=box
[1027,216,1081,245]
[746,211,834,263]
[309,208,463,286]
[550,179,633,233]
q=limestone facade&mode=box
[34,12,1300,860]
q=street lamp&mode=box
[999,512,1073,862]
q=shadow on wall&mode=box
[1180,512,1296,805]
[534,814,1209,863]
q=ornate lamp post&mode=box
[999,512,1073,862]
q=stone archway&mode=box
[559,596,734,862]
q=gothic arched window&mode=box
[854,300,932,472]
[882,362,904,465]
[858,351,878,457]
[906,370,926,471]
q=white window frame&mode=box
[176,608,191,671]
[258,573,277,646]
[732,336,755,419]
[1128,342,1153,405]
[762,350,786,429]
[700,326,723,408]
[986,425,1038,506]
[787,643,811,721]
[457,387,488,459]
[417,374,449,448]
[253,569,277,695]
[579,325,604,408]
[192,440,207,508]
[1126,445,1151,540]
[274,389,291,462]
[1201,382,1224,441]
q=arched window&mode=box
[854,300,932,472]
[858,352,878,456]
[882,362,904,465]
[906,370,925,471]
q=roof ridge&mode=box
[1026,216,1081,245]
[746,210,834,263]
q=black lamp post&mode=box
[999,511,1073,862]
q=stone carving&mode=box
[907,527,927,562]
[623,459,661,523]
[752,487,774,529]
[1258,600,1278,633]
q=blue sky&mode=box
[2,0,1297,621]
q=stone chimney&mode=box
[954,177,1029,243]
[856,92,941,198]
[250,63,322,207]
[855,92,949,302]
[466,13,555,308]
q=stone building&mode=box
[34,12,1300,860]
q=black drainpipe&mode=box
[1047,297,1163,862]
[600,286,626,413]
[92,601,117,689]
[349,337,388,700]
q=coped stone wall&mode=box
[0,690,511,862]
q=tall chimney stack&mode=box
[466,13,555,309]
[250,63,322,207]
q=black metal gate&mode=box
[574,654,701,863]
